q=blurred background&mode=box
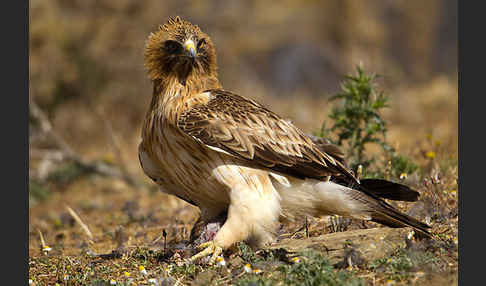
[29,0,457,257]
[30,0,457,157]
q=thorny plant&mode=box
[317,65,418,178]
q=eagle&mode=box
[139,16,430,264]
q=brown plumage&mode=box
[177,89,357,182]
[139,16,430,264]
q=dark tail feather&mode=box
[371,202,431,237]
[359,178,420,202]
[328,176,430,237]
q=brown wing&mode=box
[307,134,346,166]
[177,89,358,183]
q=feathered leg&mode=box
[190,182,281,264]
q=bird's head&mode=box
[144,16,218,85]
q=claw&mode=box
[190,240,223,264]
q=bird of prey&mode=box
[139,16,430,264]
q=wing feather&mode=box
[177,89,357,183]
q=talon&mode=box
[190,240,223,265]
[196,241,213,249]
[209,246,223,264]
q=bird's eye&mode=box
[164,40,181,54]
[197,38,206,50]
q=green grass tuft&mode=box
[370,248,439,282]
[236,250,364,286]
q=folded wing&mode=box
[177,89,357,183]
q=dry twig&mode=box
[65,205,94,240]
[37,229,46,248]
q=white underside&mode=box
[276,177,372,221]
[140,140,373,249]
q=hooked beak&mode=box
[184,39,196,58]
